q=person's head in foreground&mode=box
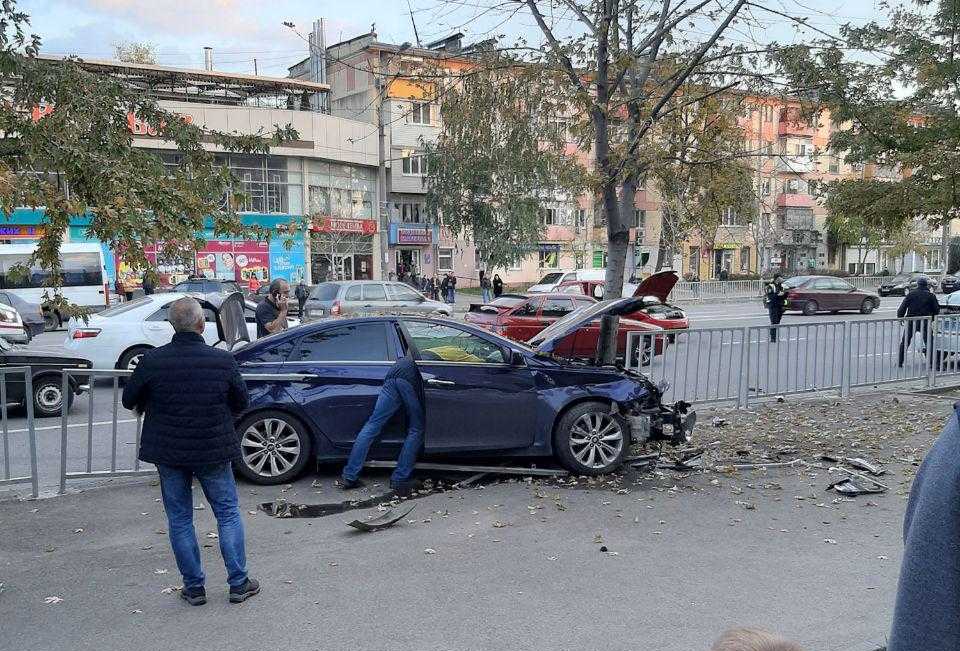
[711,628,804,651]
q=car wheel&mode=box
[802,300,818,316]
[235,410,312,485]
[43,311,62,331]
[860,299,875,315]
[553,402,627,476]
[118,346,152,372]
[31,376,72,418]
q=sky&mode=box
[21,0,888,78]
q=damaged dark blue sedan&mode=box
[231,298,696,485]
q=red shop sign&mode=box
[311,217,378,235]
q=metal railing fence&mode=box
[57,369,318,493]
[0,367,38,498]
[669,277,884,302]
[628,314,959,406]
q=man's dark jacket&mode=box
[897,287,940,318]
[889,408,960,651]
[122,331,249,467]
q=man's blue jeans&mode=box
[342,378,425,486]
[481,287,491,303]
[156,462,248,589]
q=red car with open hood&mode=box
[555,271,689,333]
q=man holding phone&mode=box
[255,279,290,338]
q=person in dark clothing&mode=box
[439,274,450,301]
[493,274,504,298]
[445,272,457,304]
[479,270,492,303]
[888,407,960,651]
[294,281,309,317]
[764,274,788,342]
[254,279,289,338]
[141,273,156,295]
[121,297,259,606]
[341,355,425,495]
[897,277,940,367]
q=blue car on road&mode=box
[231,298,696,485]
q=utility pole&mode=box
[376,74,390,280]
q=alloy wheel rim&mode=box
[36,386,62,410]
[241,418,301,477]
[569,412,623,469]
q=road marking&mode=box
[3,417,138,435]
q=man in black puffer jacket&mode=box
[122,297,259,607]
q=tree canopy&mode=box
[0,2,294,313]
[424,61,585,271]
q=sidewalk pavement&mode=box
[0,392,950,651]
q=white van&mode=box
[527,268,607,293]
[0,242,109,311]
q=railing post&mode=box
[59,370,69,495]
[737,325,751,408]
[928,316,937,388]
[840,320,851,398]
[24,371,38,499]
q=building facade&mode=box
[10,55,381,289]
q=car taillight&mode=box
[331,300,341,316]
[72,328,101,339]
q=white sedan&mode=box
[64,293,300,370]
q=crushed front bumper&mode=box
[624,401,696,446]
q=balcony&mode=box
[778,120,816,138]
[776,193,815,209]
[775,155,815,174]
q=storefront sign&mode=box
[311,217,378,235]
[397,227,432,245]
[0,225,44,238]
[31,104,194,136]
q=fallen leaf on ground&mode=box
[44,596,63,604]
[423,548,437,555]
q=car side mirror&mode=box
[510,350,526,366]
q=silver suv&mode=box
[301,281,452,321]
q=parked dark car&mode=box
[0,337,91,417]
[170,278,243,295]
[0,291,45,338]
[782,275,880,316]
[230,304,695,485]
[878,272,934,297]
[941,273,960,294]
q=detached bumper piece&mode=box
[624,401,696,446]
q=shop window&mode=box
[437,247,454,272]
[409,102,432,125]
[401,155,429,176]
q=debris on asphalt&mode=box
[43,596,63,604]
[844,457,885,476]
[827,478,885,496]
[423,548,436,555]
[346,504,415,532]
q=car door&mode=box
[388,282,430,314]
[285,321,407,449]
[400,319,538,451]
[808,278,835,310]
[502,296,544,341]
[831,278,859,309]
[340,283,363,316]
[360,283,391,315]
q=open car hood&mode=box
[201,291,249,350]
[631,271,679,303]
[527,297,648,353]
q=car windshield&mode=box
[537,273,564,285]
[98,297,152,317]
[888,275,909,283]
[310,283,341,301]
[489,296,526,307]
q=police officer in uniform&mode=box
[897,276,940,367]
[764,273,788,342]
